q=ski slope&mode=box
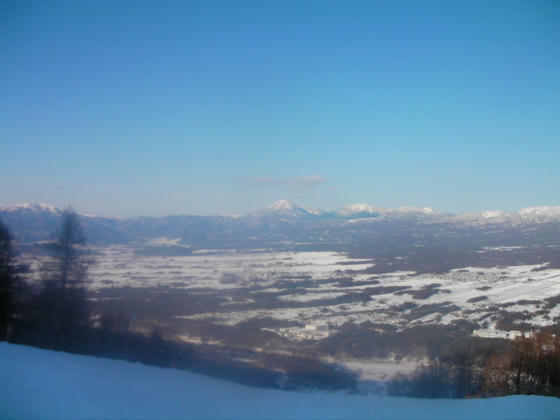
[1,343,559,419]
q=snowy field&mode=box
[21,245,560,340]
[1,343,559,420]
[23,246,375,290]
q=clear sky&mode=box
[1,0,559,217]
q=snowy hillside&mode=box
[0,203,60,213]
[1,343,559,419]
[335,203,437,218]
[517,206,560,223]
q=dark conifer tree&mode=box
[0,220,20,340]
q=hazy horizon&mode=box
[2,198,560,220]
[2,1,559,217]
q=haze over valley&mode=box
[3,200,560,384]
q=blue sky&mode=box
[1,0,559,217]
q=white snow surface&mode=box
[23,248,374,291]
[1,343,558,420]
[0,203,59,213]
[145,237,184,246]
[0,203,99,218]
[517,206,560,222]
[336,203,383,216]
[481,210,507,219]
[252,199,324,217]
[335,203,436,217]
[269,199,297,211]
[20,246,560,341]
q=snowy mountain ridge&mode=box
[517,206,560,222]
[2,201,560,223]
[0,203,99,218]
[250,200,560,221]
[0,203,60,213]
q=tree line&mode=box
[0,211,358,392]
[0,208,187,368]
[387,332,560,398]
[1,209,90,343]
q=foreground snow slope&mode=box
[1,343,558,420]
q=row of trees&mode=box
[0,208,91,343]
[388,332,560,398]
[482,332,560,396]
[0,214,199,368]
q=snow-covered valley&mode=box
[18,243,560,382]
[6,202,560,387]
[21,245,560,337]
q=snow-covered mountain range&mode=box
[2,199,559,223]
[255,200,560,224]
[1,200,559,246]
[0,203,60,214]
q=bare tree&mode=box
[38,208,92,336]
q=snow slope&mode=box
[334,203,436,217]
[1,343,559,419]
[0,203,59,213]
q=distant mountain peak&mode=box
[335,203,381,217]
[269,199,296,211]
[253,199,323,217]
[0,203,60,213]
